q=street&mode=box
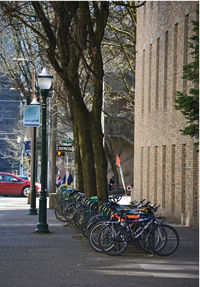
[0,197,199,287]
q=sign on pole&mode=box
[58,145,73,152]
[61,139,73,144]
[23,105,40,127]
[24,141,31,153]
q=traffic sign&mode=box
[58,145,73,152]
[60,143,73,148]
[61,139,73,144]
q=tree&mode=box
[0,1,145,203]
[174,13,199,139]
[0,1,109,203]
[0,12,75,188]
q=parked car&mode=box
[0,172,41,197]
[16,175,29,181]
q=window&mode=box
[2,175,20,183]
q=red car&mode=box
[0,172,41,197]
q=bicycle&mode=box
[98,212,179,256]
[88,200,157,253]
[63,192,85,223]
[54,190,82,222]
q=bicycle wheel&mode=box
[64,203,76,223]
[99,224,128,256]
[136,229,152,253]
[81,214,94,238]
[86,215,107,232]
[133,222,154,254]
[73,207,85,229]
[148,224,179,256]
[54,199,68,222]
[88,221,106,252]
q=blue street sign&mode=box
[23,105,40,127]
[25,141,31,153]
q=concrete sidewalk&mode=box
[0,197,199,287]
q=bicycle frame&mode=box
[104,216,164,242]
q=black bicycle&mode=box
[98,214,179,256]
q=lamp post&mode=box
[36,67,53,233]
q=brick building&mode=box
[133,1,198,228]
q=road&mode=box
[0,196,198,287]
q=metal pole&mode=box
[36,89,49,233]
[66,154,68,184]
[50,97,57,194]
[47,96,52,193]
[102,78,105,147]
[19,145,22,175]
[29,127,37,215]
[29,69,37,215]
[21,144,24,175]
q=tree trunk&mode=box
[66,51,97,198]
[73,120,84,193]
[89,40,109,206]
[71,99,97,198]
[104,139,119,189]
[90,114,108,205]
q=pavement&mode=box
[0,196,199,287]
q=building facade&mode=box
[133,1,198,228]
[0,78,21,172]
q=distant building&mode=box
[0,76,21,172]
[134,1,198,228]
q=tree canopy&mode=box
[0,1,144,202]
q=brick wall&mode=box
[133,1,199,228]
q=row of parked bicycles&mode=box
[55,186,179,256]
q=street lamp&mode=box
[36,67,53,233]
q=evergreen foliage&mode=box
[174,12,199,139]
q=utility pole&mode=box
[29,68,38,215]
[50,93,57,193]
[47,95,52,194]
